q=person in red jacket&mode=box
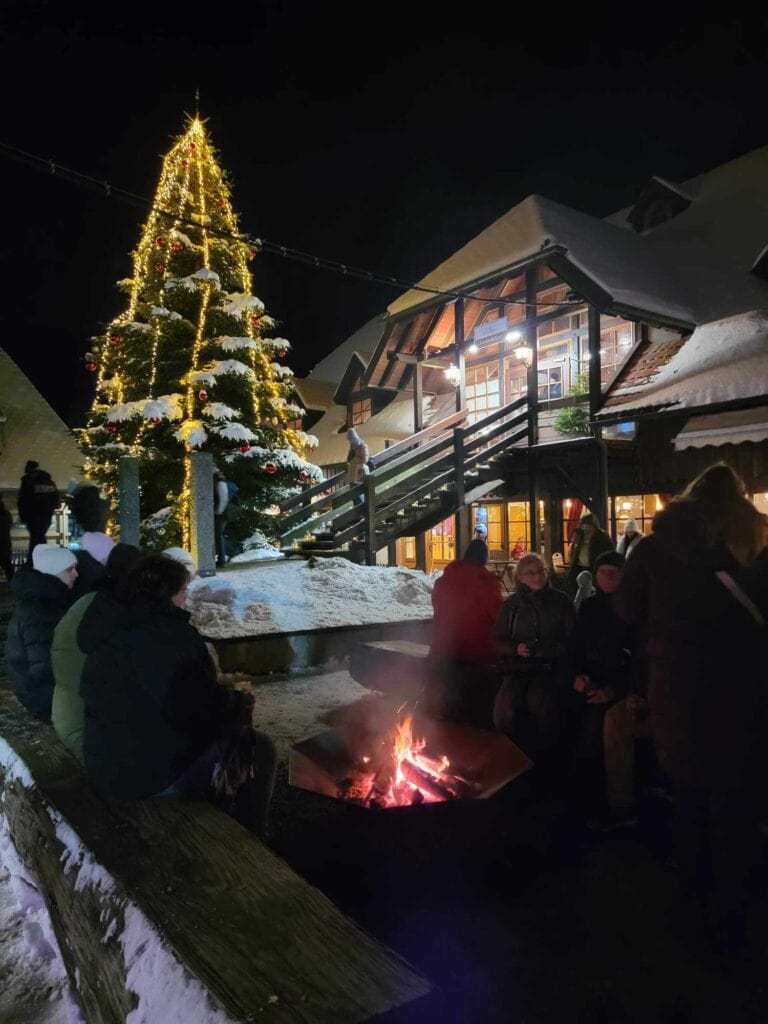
[426,539,503,726]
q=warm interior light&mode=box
[620,501,632,511]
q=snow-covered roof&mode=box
[388,145,768,329]
[672,406,768,451]
[597,310,768,417]
[291,377,336,410]
[0,347,84,494]
[387,194,696,325]
[306,314,386,383]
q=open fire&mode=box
[289,693,533,810]
[339,706,476,808]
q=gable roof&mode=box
[306,314,386,383]
[0,347,84,492]
[387,145,768,329]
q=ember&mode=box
[338,706,475,808]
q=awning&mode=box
[672,406,768,451]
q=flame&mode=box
[342,706,468,809]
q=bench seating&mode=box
[0,691,431,1023]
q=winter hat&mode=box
[473,522,487,535]
[32,544,77,577]
[104,543,143,583]
[623,518,639,534]
[593,551,625,572]
[24,460,39,474]
[81,531,116,565]
[347,428,363,445]
[162,547,197,575]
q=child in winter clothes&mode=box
[5,545,77,720]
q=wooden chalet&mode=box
[286,145,768,571]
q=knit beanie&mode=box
[81,531,116,565]
[162,547,198,575]
[24,460,39,474]
[593,551,625,572]
[32,544,77,576]
[347,428,362,445]
[623,518,638,533]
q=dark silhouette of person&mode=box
[17,461,59,562]
[0,495,14,581]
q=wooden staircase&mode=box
[279,398,529,563]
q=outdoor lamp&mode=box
[444,363,461,387]
[513,344,533,368]
[505,329,522,343]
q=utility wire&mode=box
[0,138,583,309]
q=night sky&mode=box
[0,4,764,428]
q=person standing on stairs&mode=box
[344,428,369,508]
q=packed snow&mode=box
[188,556,436,638]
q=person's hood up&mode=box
[575,570,593,590]
[650,498,724,567]
[347,428,363,445]
[10,565,72,606]
[77,591,188,655]
[440,558,492,584]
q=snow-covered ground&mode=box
[188,556,436,638]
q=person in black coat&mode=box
[5,544,78,720]
[18,461,60,562]
[78,553,276,836]
[567,512,615,596]
[0,495,14,581]
[492,552,576,758]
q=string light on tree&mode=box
[80,115,318,550]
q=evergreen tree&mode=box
[81,117,319,549]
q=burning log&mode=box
[399,759,457,802]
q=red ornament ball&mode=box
[188,142,196,152]
[151,417,162,426]
[248,250,257,260]
[264,462,278,475]
[198,389,208,402]
[217,198,226,208]
[250,315,260,326]
[85,361,97,372]
[105,424,117,434]
[308,446,316,454]
[277,350,287,358]
[298,469,310,483]
[181,159,188,168]
[155,235,164,247]
[155,262,166,273]
[171,241,181,252]
[109,333,121,345]
[239,444,251,453]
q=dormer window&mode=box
[627,176,692,233]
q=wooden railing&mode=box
[279,397,528,556]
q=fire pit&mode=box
[289,696,532,809]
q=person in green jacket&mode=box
[51,543,141,762]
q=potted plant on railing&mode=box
[553,372,590,438]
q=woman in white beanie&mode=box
[5,544,77,721]
[617,519,643,559]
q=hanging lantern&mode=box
[298,469,310,483]
[264,462,277,475]
[109,333,121,345]
[198,388,209,402]
[239,444,251,453]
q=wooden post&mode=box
[453,425,466,555]
[588,306,609,526]
[413,360,424,432]
[387,540,398,566]
[117,456,140,547]
[189,451,216,578]
[363,474,377,565]
[525,267,539,447]
[528,451,539,554]
[454,298,466,412]
[414,533,427,572]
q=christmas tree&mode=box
[81,117,320,550]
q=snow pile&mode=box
[188,557,436,638]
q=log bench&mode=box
[0,691,431,1023]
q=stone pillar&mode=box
[189,452,216,578]
[118,456,140,547]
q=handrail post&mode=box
[363,474,377,565]
[453,425,467,555]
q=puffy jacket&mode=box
[5,567,73,720]
[572,590,634,696]
[17,469,59,528]
[78,592,242,798]
[430,558,503,665]
[493,583,576,668]
[51,591,97,763]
